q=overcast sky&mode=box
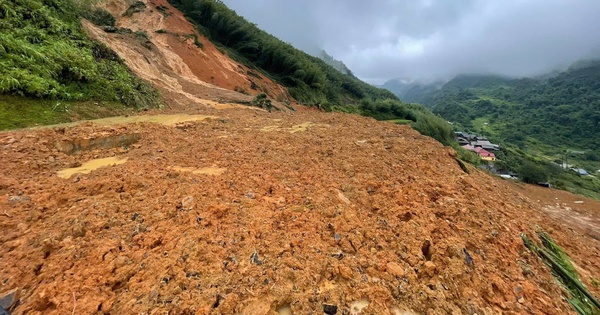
[221,0,600,84]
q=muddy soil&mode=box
[1,106,599,314]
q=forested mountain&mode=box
[383,62,600,198]
[389,62,600,154]
[381,79,442,104]
[318,50,354,77]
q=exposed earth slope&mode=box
[84,0,292,109]
[1,104,599,314]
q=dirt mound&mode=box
[83,0,292,109]
[1,107,599,314]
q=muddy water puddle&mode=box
[261,122,322,133]
[36,114,218,129]
[170,166,226,175]
[350,300,370,315]
[277,305,292,315]
[57,157,128,178]
[90,114,217,126]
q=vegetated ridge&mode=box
[384,63,600,199]
[0,0,162,129]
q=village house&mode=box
[462,145,497,161]
[454,131,500,150]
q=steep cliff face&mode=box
[83,0,292,109]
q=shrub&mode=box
[519,161,550,184]
[82,8,116,26]
[252,93,272,111]
[123,1,146,17]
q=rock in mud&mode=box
[180,196,194,211]
[333,233,341,242]
[463,248,474,268]
[7,196,30,204]
[0,288,17,311]
[323,304,338,315]
[250,250,263,265]
[386,262,405,278]
[423,261,437,276]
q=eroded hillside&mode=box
[83,0,292,109]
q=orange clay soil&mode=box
[1,105,599,314]
[83,0,293,110]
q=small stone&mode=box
[181,196,194,210]
[338,265,353,279]
[574,201,584,204]
[386,262,405,278]
[131,213,139,221]
[333,233,341,242]
[463,248,474,268]
[518,297,524,304]
[323,304,338,315]
[8,195,30,204]
[245,191,256,199]
[250,250,263,265]
[424,261,437,276]
[0,288,17,310]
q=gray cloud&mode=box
[222,0,600,84]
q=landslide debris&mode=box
[1,107,599,314]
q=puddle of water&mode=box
[261,122,318,133]
[171,166,226,175]
[201,100,257,110]
[36,114,218,130]
[57,157,128,179]
[350,300,370,315]
[56,133,141,155]
[277,305,292,315]
[91,114,217,126]
[289,122,316,133]
[261,125,281,132]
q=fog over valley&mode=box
[223,0,600,84]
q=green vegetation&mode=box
[0,95,133,130]
[184,33,203,48]
[522,231,600,315]
[81,7,116,27]
[123,1,146,17]
[251,93,273,112]
[391,64,600,199]
[0,0,161,130]
[357,98,454,145]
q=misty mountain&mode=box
[406,60,600,154]
[319,50,354,77]
[381,79,442,104]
